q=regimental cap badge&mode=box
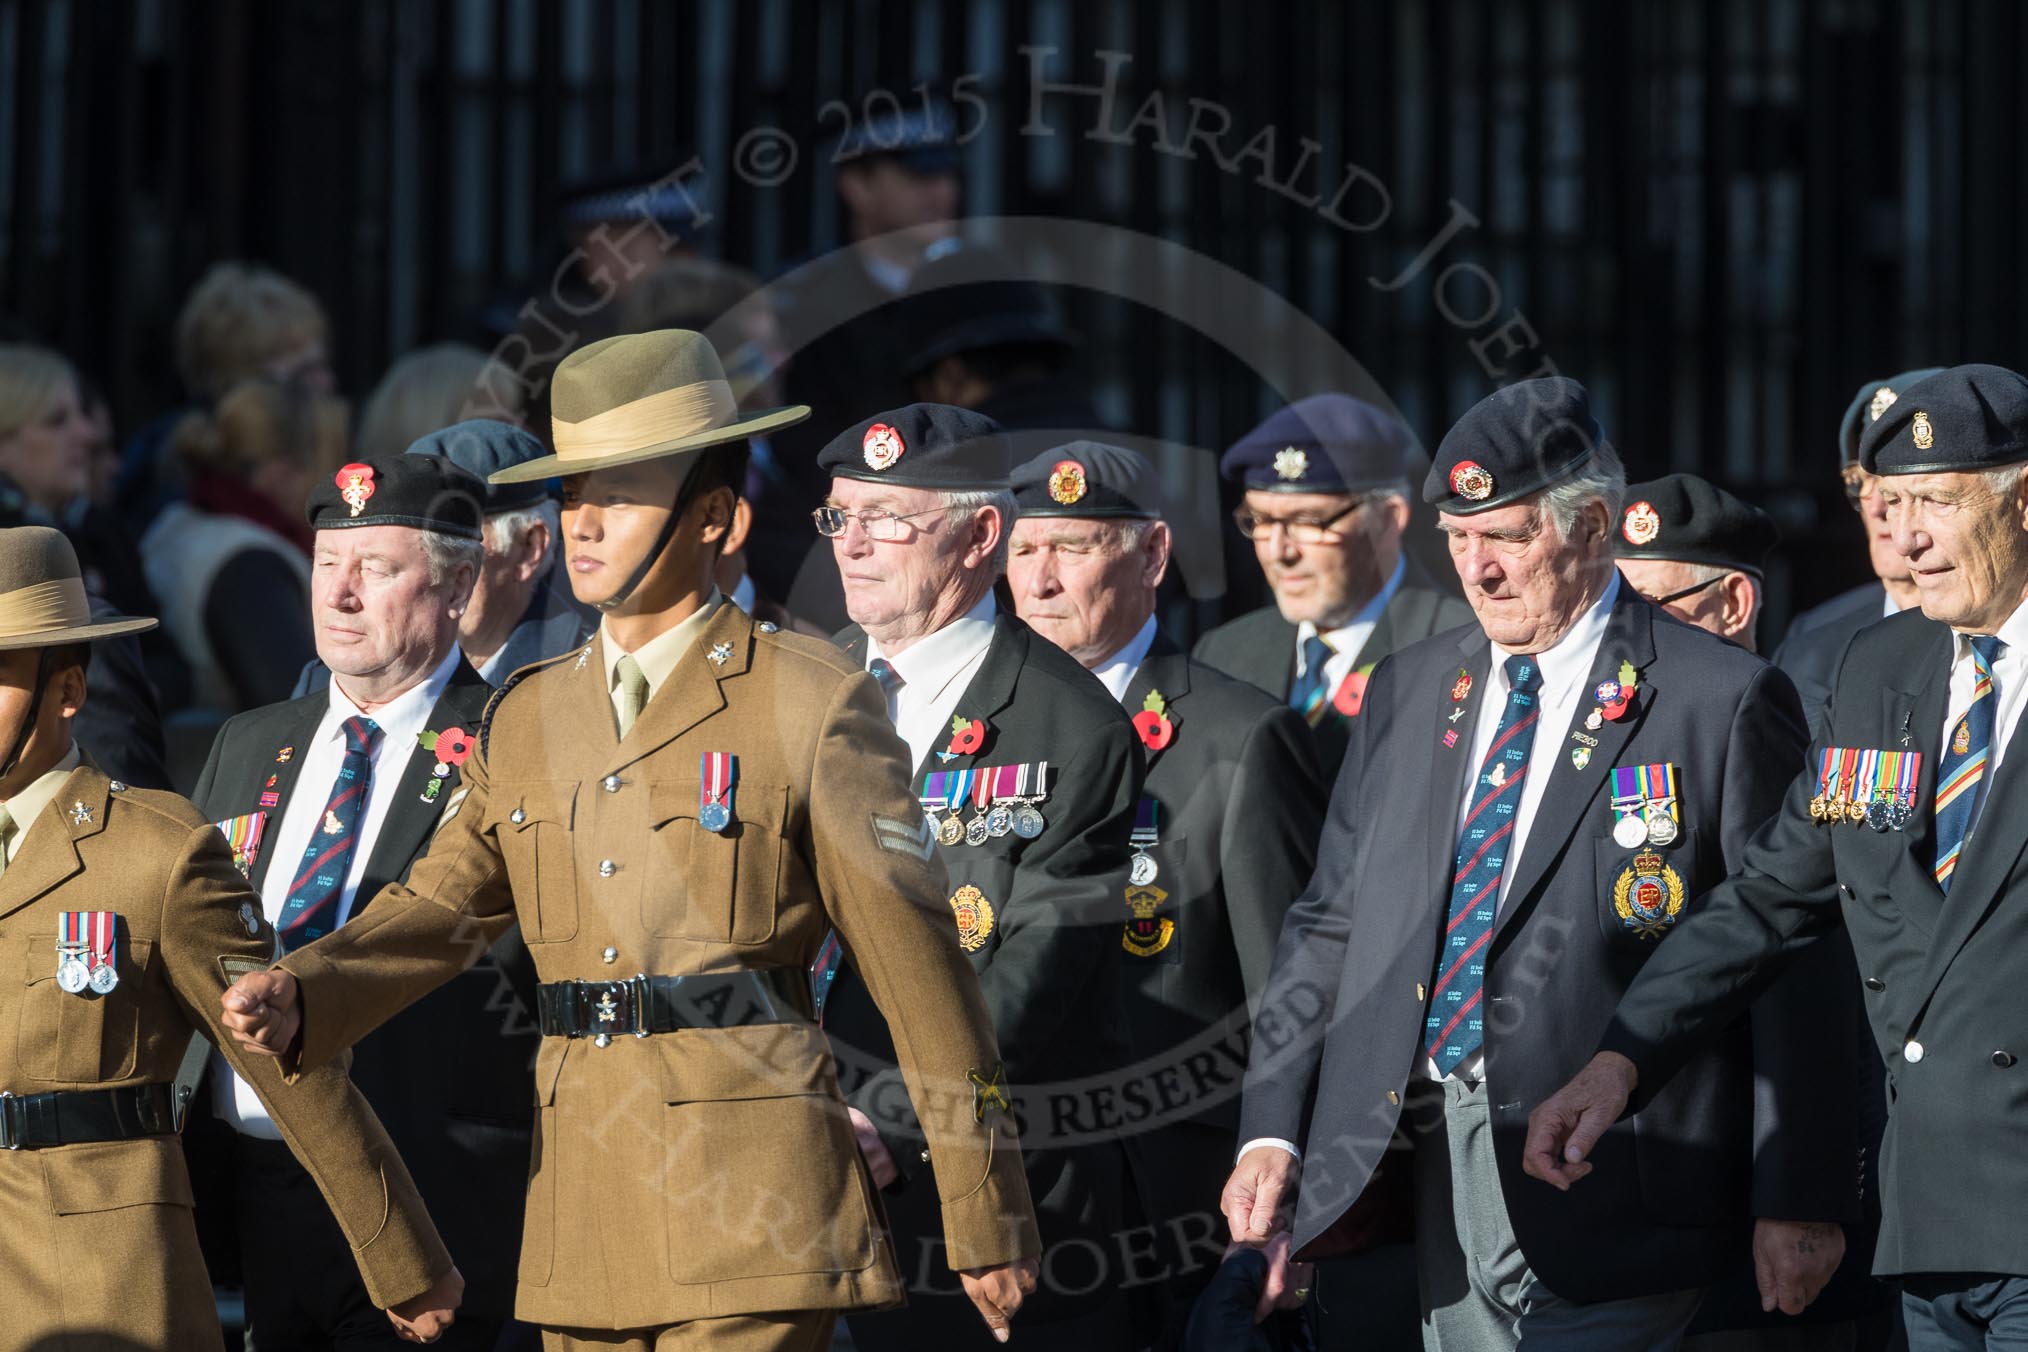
[1621,500,1661,546]
[335,462,376,517]
[861,422,905,471]
[1048,459,1088,505]
[1912,410,1935,451]
[1450,460,1494,501]
[1868,385,1900,422]
[1273,447,1309,481]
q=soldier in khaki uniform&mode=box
[0,526,460,1349]
[221,329,1041,1352]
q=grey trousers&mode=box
[1901,1275,2028,1350]
[1409,1077,1706,1351]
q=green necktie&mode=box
[615,654,649,738]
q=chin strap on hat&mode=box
[0,646,60,783]
[591,458,711,613]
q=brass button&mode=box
[510,808,526,824]
[1416,982,1427,1001]
[602,947,618,965]
[603,776,621,793]
[1386,1090,1400,1105]
[598,860,616,878]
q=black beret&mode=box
[818,403,1010,491]
[405,420,552,514]
[1613,473,1778,579]
[1837,368,1945,470]
[1425,377,1611,515]
[1859,364,2028,476]
[306,452,485,539]
[1220,394,1416,494]
[898,242,1076,376]
[1012,441,1160,519]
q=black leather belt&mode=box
[537,968,813,1043]
[0,1082,180,1151]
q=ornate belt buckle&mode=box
[586,979,634,1048]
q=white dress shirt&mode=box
[1,745,82,865]
[602,591,724,726]
[216,645,461,1137]
[866,593,998,769]
[1942,600,2028,813]
[1091,616,1159,704]
[1239,574,1621,1162]
[1295,556,1407,695]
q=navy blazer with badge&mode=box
[1193,560,1473,777]
[1117,636,1326,1235]
[190,656,540,1323]
[1603,606,2028,1279]
[1238,586,1860,1302]
[823,608,1145,1347]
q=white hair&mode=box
[939,487,1018,574]
[420,530,485,588]
[482,499,561,563]
[1985,464,2028,498]
[1537,442,1628,542]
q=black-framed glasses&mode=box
[1650,574,1725,605]
[1840,465,1876,509]
[1232,497,1367,544]
[812,504,948,540]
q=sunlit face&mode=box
[826,478,991,635]
[1878,470,2028,633]
[311,526,466,684]
[1007,517,1164,666]
[1440,496,1609,652]
[0,378,92,512]
[1245,490,1403,628]
[1844,465,1913,586]
[561,460,730,616]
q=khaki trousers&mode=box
[541,1311,833,1352]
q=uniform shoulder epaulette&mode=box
[482,640,591,757]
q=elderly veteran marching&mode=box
[0,525,460,1349]
[218,329,1040,1352]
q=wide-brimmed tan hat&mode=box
[0,527,156,650]
[490,329,809,484]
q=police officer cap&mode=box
[1837,368,1945,470]
[557,164,708,237]
[1425,376,1611,515]
[1614,473,1778,580]
[834,96,960,175]
[306,451,485,539]
[405,420,552,515]
[899,241,1076,376]
[818,403,1010,491]
[1859,364,2028,477]
[1220,394,1415,494]
[1012,441,1160,520]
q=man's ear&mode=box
[694,485,737,547]
[1141,521,1174,590]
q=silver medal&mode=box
[1612,814,1648,849]
[1865,798,1891,832]
[699,802,732,834]
[1130,852,1158,886]
[986,804,1014,838]
[56,957,90,994]
[88,962,119,995]
[1888,798,1914,831]
[964,816,991,848]
[1645,812,1679,847]
[1013,803,1046,838]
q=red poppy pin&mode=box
[417,726,475,767]
[1334,665,1374,717]
[1133,690,1175,752]
[942,715,987,761]
[336,462,377,517]
[1449,668,1473,703]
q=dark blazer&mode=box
[825,609,1146,1348]
[1604,608,2028,1280]
[1238,588,1859,1303]
[1193,561,1474,777]
[1772,582,1888,738]
[190,657,539,1321]
[1117,638,1326,1236]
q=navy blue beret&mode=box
[1220,394,1416,494]
[1859,364,2028,476]
[307,452,485,539]
[817,402,1010,491]
[405,419,552,514]
[1012,441,1160,519]
[1425,377,1611,515]
[1837,368,1945,470]
[1613,473,1778,579]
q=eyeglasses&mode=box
[1841,466,1878,509]
[812,504,948,540]
[1232,497,1367,544]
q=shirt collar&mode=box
[1299,554,1408,654]
[1490,571,1622,700]
[1951,597,2028,666]
[326,646,464,747]
[868,593,998,698]
[1092,615,1160,704]
[602,591,726,699]
[3,743,81,834]
[730,571,757,614]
